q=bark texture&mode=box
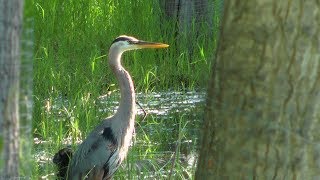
[196,0,320,179]
[159,0,215,55]
[0,0,24,177]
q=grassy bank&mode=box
[33,0,216,137]
[34,0,214,98]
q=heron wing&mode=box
[68,123,120,179]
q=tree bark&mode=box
[159,0,215,57]
[20,1,34,176]
[196,0,320,179]
[0,0,24,178]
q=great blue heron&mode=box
[67,35,169,179]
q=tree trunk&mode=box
[160,0,214,27]
[0,0,24,178]
[19,0,34,176]
[159,0,215,57]
[196,0,320,179]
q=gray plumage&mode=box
[67,35,168,179]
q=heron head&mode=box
[110,35,169,53]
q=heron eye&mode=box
[128,40,138,44]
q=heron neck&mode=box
[109,51,136,123]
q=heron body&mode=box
[67,35,168,179]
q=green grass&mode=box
[34,0,215,99]
[28,0,222,179]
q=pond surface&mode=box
[98,91,205,115]
[34,91,206,179]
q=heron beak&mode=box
[135,41,169,49]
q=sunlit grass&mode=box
[34,0,214,99]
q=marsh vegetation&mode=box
[32,0,220,179]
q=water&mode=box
[34,91,205,179]
[97,91,205,116]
